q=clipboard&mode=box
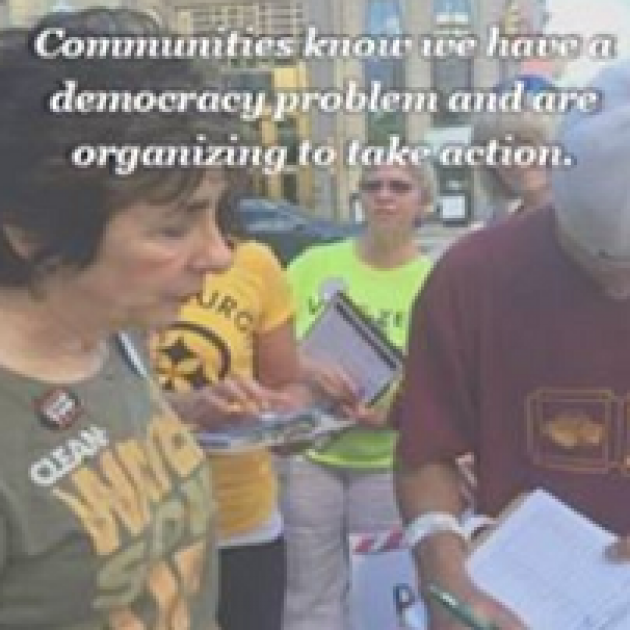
[299,292,404,406]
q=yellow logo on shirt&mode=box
[542,413,605,450]
[52,413,214,628]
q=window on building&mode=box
[437,164,473,223]
[225,71,275,101]
[431,58,473,125]
[433,0,474,28]
[431,0,474,126]
[364,0,406,144]
[281,172,299,203]
[366,0,404,35]
[277,117,300,166]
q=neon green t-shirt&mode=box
[288,239,432,469]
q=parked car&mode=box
[236,197,361,264]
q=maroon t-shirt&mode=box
[393,206,630,533]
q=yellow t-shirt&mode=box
[152,241,294,539]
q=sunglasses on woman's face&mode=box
[360,178,414,194]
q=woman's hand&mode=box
[301,356,362,408]
[168,375,295,429]
[343,403,390,428]
[300,356,392,426]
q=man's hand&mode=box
[395,463,526,630]
[425,572,528,630]
[605,536,630,562]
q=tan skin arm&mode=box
[394,460,527,630]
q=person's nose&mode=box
[190,212,233,274]
[374,183,396,202]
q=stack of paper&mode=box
[468,489,630,629]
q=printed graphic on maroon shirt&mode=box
[527,389,615,473]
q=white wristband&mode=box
[403,512,468,550]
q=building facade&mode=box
[2,0,548,221]
[305,0,548,220]
[169,0,314,206]
[168,0,546,220]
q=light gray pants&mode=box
[279,456,400,630]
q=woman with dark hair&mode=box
[0,8,237,629]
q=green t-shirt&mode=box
[288,239,432,469]
[0,341,219,629]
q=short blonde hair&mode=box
[472,108,558,204]
[360,160,439,215]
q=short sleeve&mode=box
[392,252,480,469]
[286,247,328,338]
[246,242,294,333]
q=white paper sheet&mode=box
[468,489,630,630]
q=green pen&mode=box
[427,584,499,630]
